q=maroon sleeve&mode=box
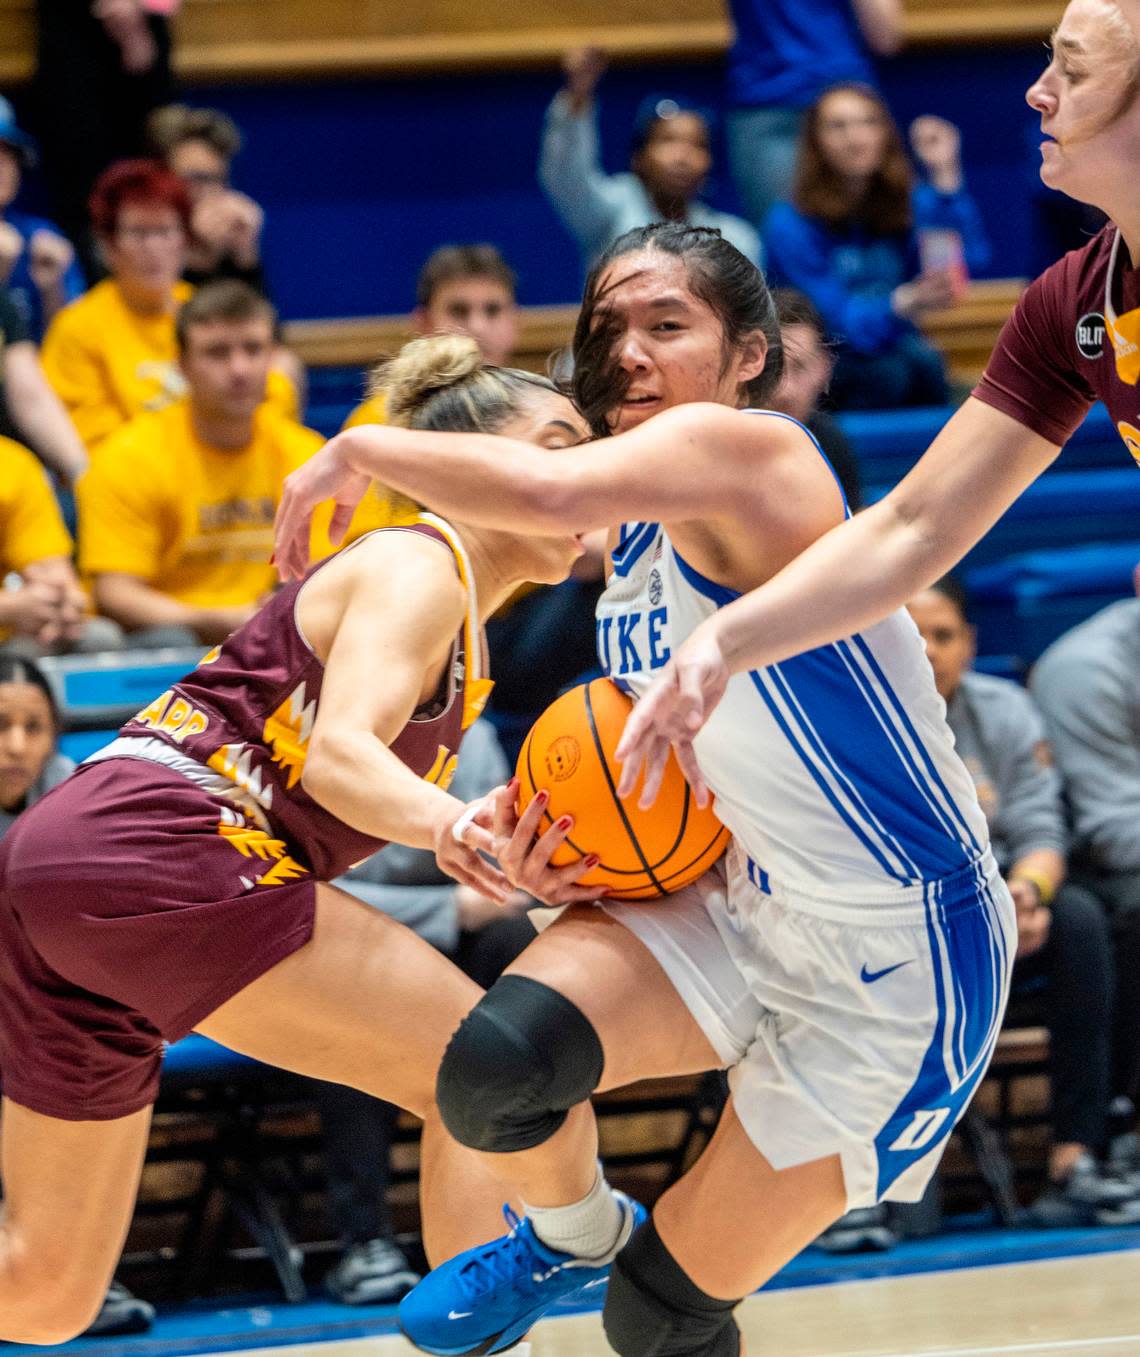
[973,258,1096,447]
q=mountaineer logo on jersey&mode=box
[216,805,308,888]
[263,681,316,788]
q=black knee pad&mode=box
[604,1217,741,1357]
[436,974,604,1153]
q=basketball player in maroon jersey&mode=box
[613,0,1140,796]
[0,336,597,1343]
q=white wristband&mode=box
[451,797,487,846]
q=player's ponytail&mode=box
[374,334,560,436]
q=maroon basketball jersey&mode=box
[975,225,1140,460]
[111,521,491,879]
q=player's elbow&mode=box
[300,736,340,806]
[300,728,363,812]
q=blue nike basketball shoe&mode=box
[399,1194,646,1354]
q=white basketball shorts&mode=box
[601,843,1015,1209]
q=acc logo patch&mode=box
[648,569,664,606]
[1076,312,1106,360]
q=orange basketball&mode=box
[515,678,728,901]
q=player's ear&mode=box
[736,329,769,387]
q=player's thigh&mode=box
[505,905,722,1091]
[197,882,483,1118]
[0,1097,152,1336]
[654,1099,846,1300]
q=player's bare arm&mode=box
[277,403,838,591]
[617,401,1060,799]
[300,532,508,898]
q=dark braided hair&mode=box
[567,222,783,437]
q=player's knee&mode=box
[0,1234,106,1344]
[436,974,604,1153]
[604,1217,741,1356]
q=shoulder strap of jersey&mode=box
[414,512,493,729]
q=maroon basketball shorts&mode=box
[0,758,316,1120]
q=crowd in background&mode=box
[0,0,1135,1334]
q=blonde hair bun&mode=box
[379,334,484,428]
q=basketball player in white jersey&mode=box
[275,222,1014,1357]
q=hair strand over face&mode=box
[566,222,783,436]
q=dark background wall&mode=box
[23,41,1073,321]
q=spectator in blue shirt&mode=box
[725,0,903,228]
[766,84,990,410]
[0,99,85,342]
[539,48,761,274]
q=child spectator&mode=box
[1032,586,1140,1183]
[770,288,862,509]
[147,104,267,293]
[0,98,85,342]
[539,48,760,272]
[725,0,903,229]
[76,281,322,645]
[910,578,1139,1224]
[42,160,295,454]
[312,719,536,1305]
[0,438,116,654]
[765,85,990,409]
[0,657,153,1333]
[0,283,89,488]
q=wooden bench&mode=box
[284,279,1027,393]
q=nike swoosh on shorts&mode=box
[860,960,913,984]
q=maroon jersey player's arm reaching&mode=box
[0,337,596,1343]
[613,0,1140,800]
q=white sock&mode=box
[523,1166,626,1262]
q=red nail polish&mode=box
[536,790,549,806]
[557,815,573,831]
[584,854,600,869]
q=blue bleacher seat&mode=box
[866,468,1140,569]
[836,405,954,487]
[37,647,204,725]
[966,541,1140,661]
[304,364,367,437]
[843,401,1124,494]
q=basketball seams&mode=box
[603,828,729,898]
[516,677,727,900]
[583,681,668,895]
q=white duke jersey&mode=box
[596,417,993,907]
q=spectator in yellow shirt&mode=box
[78,281,323,646]
[342,244,522,525]
[0,437,116,653]
[42,160,296,454]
